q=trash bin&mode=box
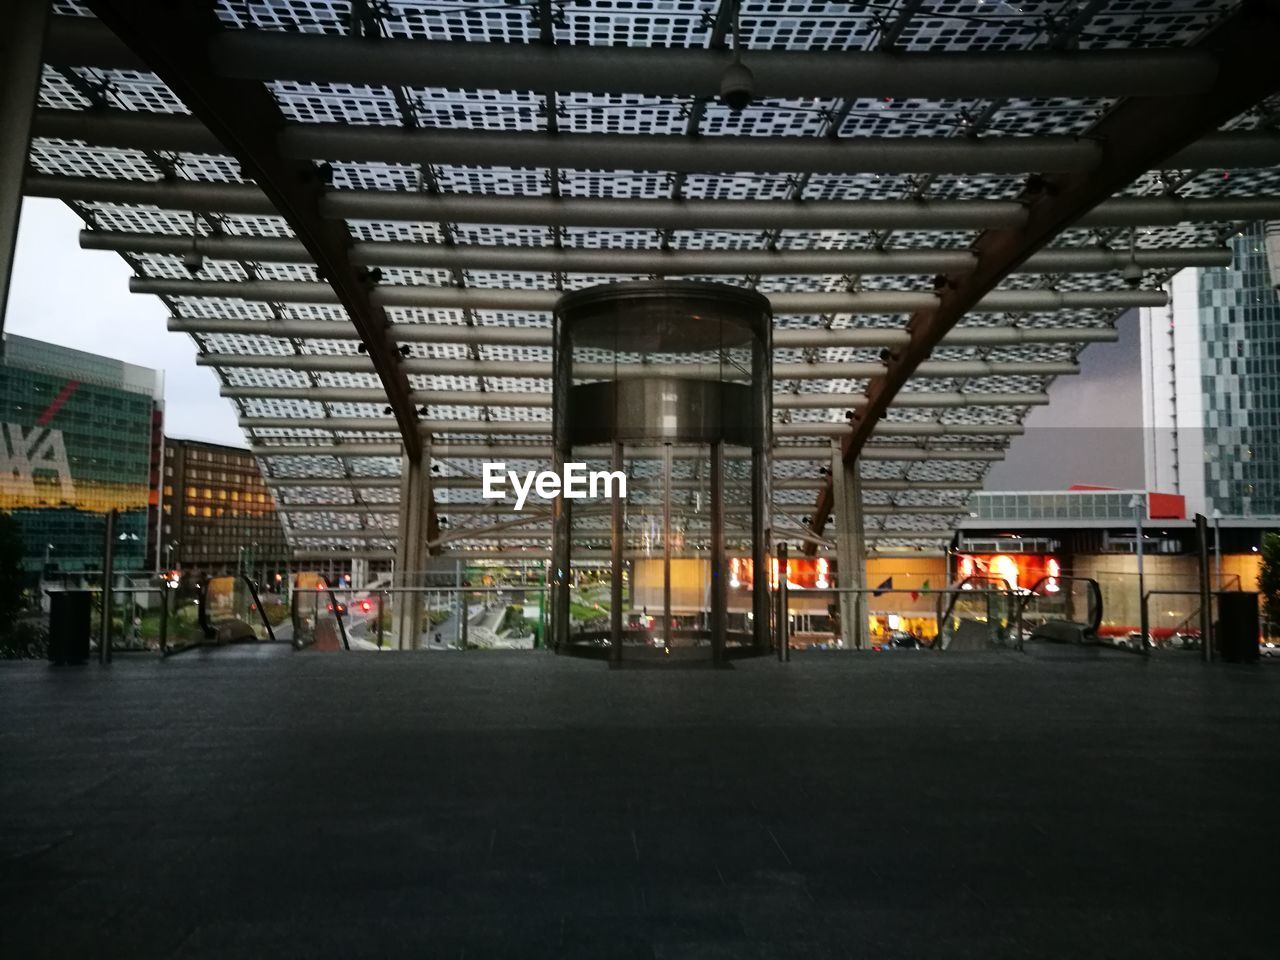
[1217,591,1260,664]
[48,590,92,665]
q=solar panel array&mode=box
[26,0,1280,562]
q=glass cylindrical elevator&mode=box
[551,281,772,663]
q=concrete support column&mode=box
[393,445,431,649]
[832,441,867,651]
[350,557,368,591]
[0,0,50,347]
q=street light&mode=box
[1128,493,1147,653]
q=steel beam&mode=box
[264,475,975,493]
[170,314,1119,349]
[809,1,1280,548]
[199,352,1080,379]
[32,108,1280,176]
[252,441,1004,462]
[831,440,867,650]
[134,277,1166,313]
[287,548,946,562]
[81,2,425,469]
[223,383,1049,410]
[0,0,51,346]
[79,229,1232,275]
[44,14,1224,99]
[392,446,430,648]
[33,173,1280,232]
[239,415,1023,438]
[222,384,1049,408]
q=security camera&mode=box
[719,61,754,112]
[1121,260,1143,288]
[182,249,204,275]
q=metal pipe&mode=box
[250,441,1005,461]
[287,547,948,562]
[32,109,1280,176]
[132,276,1168,313]
[79,229,1232,276]
[31,173,1280,232]
[200,351,1079,380]
[44,15,1221,99]
[240,414,1023,438]
[170,314,1119,349]
[226,382,1049,409]
[263,475,971,493]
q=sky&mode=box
[4,198,245,448]
[5,198,1146,488]
[985,309,1145,490]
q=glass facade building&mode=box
[1197,224,1280,517]
[160,437,289,579]
[0,334,162,579]
[1141,222,1280,519]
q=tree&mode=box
[1259,532,1280,630]
[0,513,25,631]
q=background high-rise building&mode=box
[0,333,163,580]
[1140,222,1280,519]
[159,437,289,579]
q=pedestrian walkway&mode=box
[1,652,1275,958]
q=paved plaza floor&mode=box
[2,648,1276,958]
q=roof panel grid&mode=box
[381,2,540,43]
[170,296,276,320]
[347,219,448,244]
[38,67,94,111]
[329,161,420,192]
[408,373,481,392]
[30,139,159,181]
[200,332,295,357]
[387,306,465,326]
[555,0,713,48]
[254,261,328,283]
[666,229,776,251]
[559,168,669,199]
[220,214,297,238]
[313,371,383,389]
[279,303,351,321]
[213,0,351,34]
[434,164,547,196]
[559,93,687,136]
[451,224,553,248]
[561,228,665,251]
[701,98,844,138]
[406,87,545,133]
[80,68,191,115]
[298,338,362,357]
[680,171,797,201]
[221,367,311,389]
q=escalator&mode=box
[1018,576,1104,647]
[165,574,284,656]
[934,576,1018,651]
[289,572,350,651]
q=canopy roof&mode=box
[25,0,1280,562]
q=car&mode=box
[886,630,921,650]
[1261,639,1278,658]
[1112,632,1146,651]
